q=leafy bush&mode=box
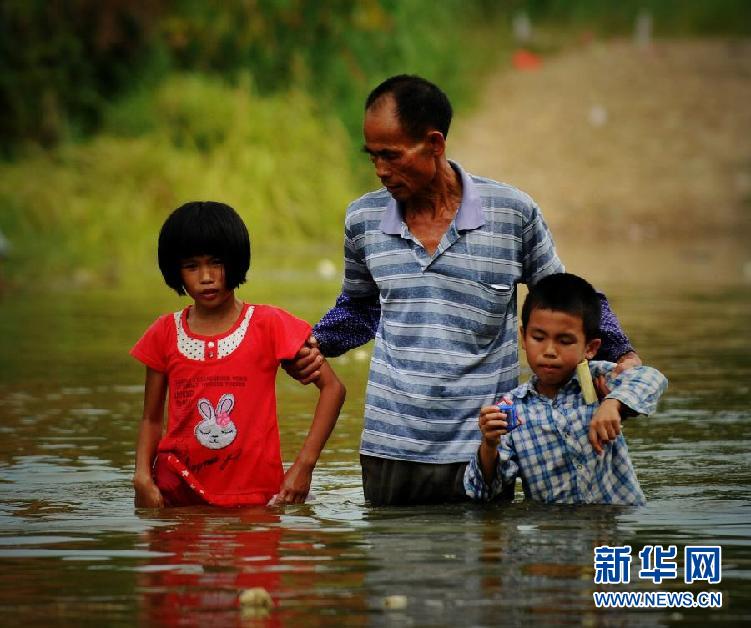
[0,75,354,286]
[2,1,747,151]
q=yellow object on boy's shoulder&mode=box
[577,360,598,404]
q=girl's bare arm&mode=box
[277,360,346,503]
[133,367,168,508]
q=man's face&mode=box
[363,96,437,204]
[521,308,601,397]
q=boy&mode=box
[464,273,667,505]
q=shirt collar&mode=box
[513,369,583,400]
[379,160,485,235]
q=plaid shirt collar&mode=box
[513,369,585,402]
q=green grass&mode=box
[0,75,355,287]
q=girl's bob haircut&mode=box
[158,201,250,295]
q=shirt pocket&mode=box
[471,282,515,341]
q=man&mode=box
[290,75,639,505]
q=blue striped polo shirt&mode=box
[342,162,564,463]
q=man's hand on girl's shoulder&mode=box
[615,351,642,374]
[282,335,323,384]
[594,351,643,398]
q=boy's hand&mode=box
[588,399,623,455]
[275,461,313,504]
[282,335,324,385]
[133,475,164,508]
[479,405,518,448]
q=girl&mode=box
[131,201,345,507]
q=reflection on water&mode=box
[0,241,750,625]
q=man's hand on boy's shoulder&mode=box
[615,351,642,374]
[588,399,623,456]
[282,335,324,384]
[594,351,642,399]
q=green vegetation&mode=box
[1,0,505,151]
[0,75,353,285]
[0,1,510,286]
[1,1,748,287]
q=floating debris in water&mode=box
[239,587,274,619]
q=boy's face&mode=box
[521,308,602,397]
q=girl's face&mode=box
[179,254,233,310]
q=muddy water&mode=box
[0,239,749,626]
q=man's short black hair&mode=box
[158,201,250,295]
[365,74,453,140]
[521,273,602,340]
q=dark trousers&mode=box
[361,454,472,506]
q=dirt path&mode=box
[452,38,751,240]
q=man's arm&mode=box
[603,364,668,416]
[284,202,380,381]
[313,292,381,358]
[596,294,638,364]
[283,293,379,383]
[314,205,382,357]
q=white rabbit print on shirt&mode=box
[195,393,237,450]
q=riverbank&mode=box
[453,38,751,240]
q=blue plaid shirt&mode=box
[464,361,668,505]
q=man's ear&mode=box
[585,338,602,360]
[427,130,446,156]
[520,326,527,351]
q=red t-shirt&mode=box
[131,303,311,506]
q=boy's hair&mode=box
[365,74,453,140]
[521,273,602,340]
[158,201,250,295]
